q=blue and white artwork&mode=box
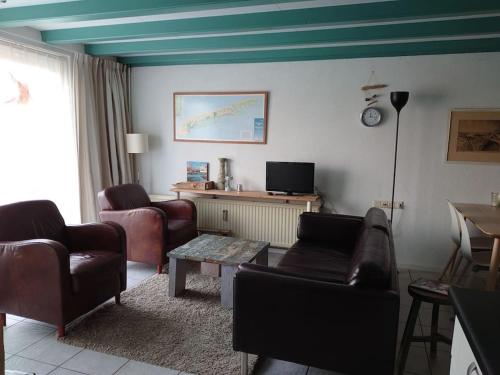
[174,92,268,143]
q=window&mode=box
[0,40,80,223]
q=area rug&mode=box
[61,272,257,375]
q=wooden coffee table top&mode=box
[168,234,270,266]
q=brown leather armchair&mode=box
[98,184,197,273]
[0,200,126,337]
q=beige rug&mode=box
[61,272,257,375]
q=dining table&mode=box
[454,203,500,291]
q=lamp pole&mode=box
[390,91,409,224]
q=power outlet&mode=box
[373,200,404,209]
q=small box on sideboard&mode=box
[173,181,215,190]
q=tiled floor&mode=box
[2,252,488,375]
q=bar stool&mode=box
[396,281,453,375]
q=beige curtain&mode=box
[74,54,133,222]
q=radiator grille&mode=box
[193,198,318,248]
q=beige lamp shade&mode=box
[126,133,149,154]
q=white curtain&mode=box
[73,54,133,222]
[0,39,80,223]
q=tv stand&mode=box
[172,188,320,211]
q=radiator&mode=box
[193,198,318,248]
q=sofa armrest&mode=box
[65,223,126,254]
[233,263,399,375]
[0,240,71,323]
[151,200,197,221]
[297,212,363,251]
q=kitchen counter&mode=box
[450,287,500,375]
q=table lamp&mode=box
[126,133,149,185]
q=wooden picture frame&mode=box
[173,91,268,144]
[447,109,500,163]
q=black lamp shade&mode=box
[390,91,409,113]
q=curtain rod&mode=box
[0,29,75,59]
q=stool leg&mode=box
[397,299,421,375]
[430,303,440,358]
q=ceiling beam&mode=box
[86,16,500,56]
[42,1,500,44]
[117,37,500,66]
[0,0,305,27]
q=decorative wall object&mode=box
[216,158,227,190]
[447,110,500,163]
[187,161,209,182]
[174,92,268,144]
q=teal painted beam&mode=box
[86,16,500,56]
[43,0,500,44]
[117,38,500,66]
[0,0,305,27]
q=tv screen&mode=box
[266,161,315,195]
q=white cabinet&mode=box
[450,318,483,375]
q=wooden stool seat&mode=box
[396,280,453,375]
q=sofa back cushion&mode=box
[98,183,151,210]
[0,200,66,243]
[346,227,391,288]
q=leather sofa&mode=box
[98,184,197,273]
[0,200,126,337]
[233,208,400,375]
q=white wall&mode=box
[131,53,500,270]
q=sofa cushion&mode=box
[277,241,351,283]
[363,207,390,234]
[346,228,391,288]
[70,250,123,293]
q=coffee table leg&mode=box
[168,258,187,297]
[221,264,238,308]
[256,246,269,266]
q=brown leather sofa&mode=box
[233,208,400,375]
[0,200,126,337]
[98,184,197,273]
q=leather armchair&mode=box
[233,208,400,375]
[0,200,126,337]
[98,184,197,273]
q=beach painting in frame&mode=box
[447,109,500,163]
[174,92,268,144]
[187,161,209,182]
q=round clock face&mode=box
[361,107,382,127]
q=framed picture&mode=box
[174,92,268,144]
[447,109,500,163]
[187,161,209,182]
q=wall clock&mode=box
[360,107,382,127]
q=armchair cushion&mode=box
[98,183,151,210]
[66,223,125,254]
[70,250,123,293]
[0,200,66,244]
[167,219,197,246]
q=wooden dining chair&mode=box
[440,201,493,281]
[454,210,495,283]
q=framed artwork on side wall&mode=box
[173,92,268,144]
[447,109,500,163]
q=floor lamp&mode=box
[390,91,409,224]
[126,133,149,185]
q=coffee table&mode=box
[167,234,270,308]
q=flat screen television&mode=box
[266,161,315,195]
